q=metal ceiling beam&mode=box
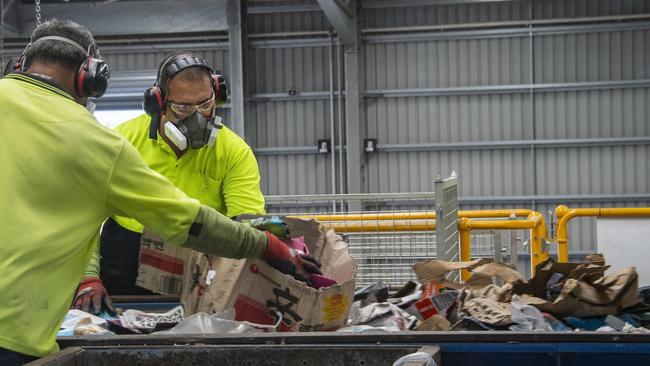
[247,3,321,14]
[18,0,228,37]
[362,0,523,8]
[316,0,357,46]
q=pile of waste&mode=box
[58,306,184,336]
[343,254,650,333]
[58,213,650,336]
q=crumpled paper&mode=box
[347,301,417,331]
[119,305,184,332]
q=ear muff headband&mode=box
[31,35,90,56]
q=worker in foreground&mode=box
[72,52,267,313]
[0,19,319,365]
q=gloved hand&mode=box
[261,231,322,284]
[72,277,116,316]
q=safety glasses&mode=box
[168,92,215,118]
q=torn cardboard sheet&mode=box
[413,258,522,290]
[513,258,640,318]
[414,255,640,323]
[416,314,451,331]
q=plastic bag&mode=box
[119,305,184,332]
[58,309,113,336]
[161,308,282,335]
[347,301,417,331]
[392,352,438,366]
[509,295,553,331]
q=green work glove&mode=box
[183,205,268,258]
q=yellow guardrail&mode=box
[459,212,548,279]
[291,209,549,279]
[554,205,650,263]
[287,205,650,281]
[320,220,436,233]
[304,209,533,222]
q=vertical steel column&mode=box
[345,45,364,197]
[227,0,246,137]
[528,0,538,211]
[337,38,344,197]
[329,33,337,211]
[317,0,361,201]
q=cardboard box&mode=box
[136,230,194,296]
[181,217,357,332]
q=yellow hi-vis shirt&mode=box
[83,114,266,278]
[112,113,265,233]
[0,73,201,357]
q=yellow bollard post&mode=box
[528,212,547,275]
[459,218,472,281]
[555,205,581,263]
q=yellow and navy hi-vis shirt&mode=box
[0,73,200,357]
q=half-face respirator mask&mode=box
[163,112,223,150]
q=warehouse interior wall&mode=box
[1,0,649,258]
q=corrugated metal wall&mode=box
[244,0,650,255]
[246,40,345,195]
[103,49,230,75]
[363,0,650,26]
[58,0,649,257]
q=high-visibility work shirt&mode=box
[83,114,265,280]
[111,114,265,233]
[0,73,201,357]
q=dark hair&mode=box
[23,19,96,71]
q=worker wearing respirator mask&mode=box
[71,53,316,316]
[147,52,227,151]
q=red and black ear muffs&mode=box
[211,74,228,106]
[144,53,229,139]
[144,84,165,138]
[76,56,110,99]
[4,36,109,98]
